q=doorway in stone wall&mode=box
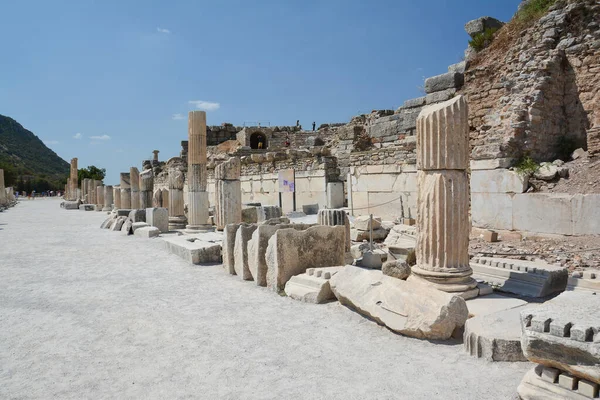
[250,132,268,149]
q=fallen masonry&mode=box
[284,266,342,304]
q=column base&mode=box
[169,216,187,230]
[409,266,478,299]
[102,207,112,212]
[185,224,215,233]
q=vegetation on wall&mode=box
[515,156,541,176]
[469,27,500,51]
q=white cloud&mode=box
[73,132,82,139]
[90,134,111,141]
[172,113,185,120]
[188,100,220,111]
[157,27,171,34]
[44,140,59,145]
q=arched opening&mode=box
[250,132,268,149]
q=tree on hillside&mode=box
[78,165,106,183]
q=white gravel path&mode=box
[0,199,530,399]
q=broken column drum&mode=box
[185,111,212,231]
[139,169,154,209]
[215,157,242,230]
[152,150,159,162]
[130,167,140,209]
[409,95,477,295]
[103,185,113,211]
[120,173,132,209]
[317,209,351,251]
[167,157,186,230]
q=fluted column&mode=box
[167,158,186,230]
[215,157,241,230]
[113,186,121,209]
[130,167,140,209]
[186,111,212,231]
[103,185,113,211]
[139,169,153,209]
[120,173,131,209]
[408,95,477,296]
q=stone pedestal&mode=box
[167,157,186,230]
[120,173,132,209]
[130,167,140,209]
[103,185,113,211]
[139,169,153,209]
[185,111,213,232]
[113,186,121,209]
[215,157,242,230]
[407,95,477,297]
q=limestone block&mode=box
[233,224,258,280]
[382,260,411,280]
[416,95,469,170]
[588,127,600,156]
[62,201,80,210]
[447,61,466,74]
[79,204,95,211]
[121,219,133,235]
[128,209,146,223]
[534,163,558,181]
[353,215,381,231]
[223,224,241,275]
[470,256,567,298]
[329,266,469,340]
[403,96,426,109]
[301,204,319,215]
[132,222,150,234]
[464,16,504,38]
[110,216,127,231]
[100,215,116,229]
[359,250,384,269]
[424,72,464,94]
[572,194,600,235]
[214,157,241,180]
[470,158,514,170]
[161,236,222,265]
[318,209,350,251]
[568,269,600,292]
[265,225,346,292]
[215,179,241,230]
[161,188,169,210]
[464,305,531,362]
[470,169,528,193]
[518,365,593,400]
[257,205,282,222]
[520,291,600,384]
[425,89,456,105]
[513,193,573,235]
[350,228,388,242]
[134,226,160,238]
[471,192,514,230]
[146,207,168,233]
[284,267,342,304]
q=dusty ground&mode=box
[534,152,600,194]
[0,199,530,399]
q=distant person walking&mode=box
[312,122,316,131]
[296,120,299,127]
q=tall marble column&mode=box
[167,157,186,230]
[82,178,90,203]
[0,169,7,207]
[69,158,78,201]
[113,186,122,209]
[408,95,477,297]
[120,173,132,209]
[130,167,140,209]
[139,169,154,209]
[96,185,104,211]
[186,111,212,231]
[215,157,241,230]
[103,185,114,211]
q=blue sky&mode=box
[0,0,521,185]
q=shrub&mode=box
[516,0,557,26]
[469,27,500,52]
[515,156,540,176]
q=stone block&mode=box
[520,291,600,384]
[359,250,384,269]
[161,236,222,265]
[234,224,258,280]
[588,127,600,156]
[403,96,426,109]
[284,266,342,304]
[131,222,150,233]
[572,194,600,235]
[465,16,504,38]
[471,193,514,231]
[470,158,514,170]
[257,205,282,223]
[62,201,81,210]
[513,194,573,235]
[558,372,578,390]
[471,169,528,193]
[302,204,319,215]
[241,207,259,223]
[110,216,127,231]
[223,224,241,275]
[567,269,600,293]
[350,228,388,242]
[518,365,590,400]
[265,225,346,292]
[448,61,467,74]
[121,219,133,235]
[353,215,381,231]
[330,266,469,340]
[481,230,499,242]
[471,256,568,298]
[146,207,168,233]
[134,226,160,238]
[425,89,456,105]
[382,260,411,280]
[424,72,464,94]
[464,304,531,362]
[79,204,95,211]
[128,209,146,223]
[327,182,344,209]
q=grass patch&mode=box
[469,27,500,51]
[515,156,540,176]
[515,0,558,26]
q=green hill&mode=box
[0,114,69,191]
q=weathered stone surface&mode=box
[426,89,456,105]
[534,163,559,181]
[518,364,594,400]
[521,291,600,384]
[327,182,344,209]
[350,228,388,242]
[471,169,528,193]
[146,207,168,233]
[103,185,113,211]
[424,72,464,94]
[353,215,381,231]
[464,305,531,362]
[448,61,467,74]
[128,209,146,223]
[79,204,95,211]
[139,169,154,209]
[318,209,350,251]
[233,224,258,280]
[110,216,127,231]
[130,167,140,210]
[61,201,80,210]
[186,111,211,231]
[242,205,282,224]
[134,226,160,238]
[330,266,469,340]
[214,156,241,181]
[301,204,319,215]
[358,250,385,269]
[284,267,342,304]
[215,159,241,230]
[152,189,162,208]
[588,127,600,156]
[382,260,411,280]
[568,269,600,293]
[465,16,504,38]
[121,219,133,235]
[100,215,115,229]
[161,236,222,265]
[265,225,346,292]
[403,96,426,109]
[471,256,568,298]
[223,224,241,275]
